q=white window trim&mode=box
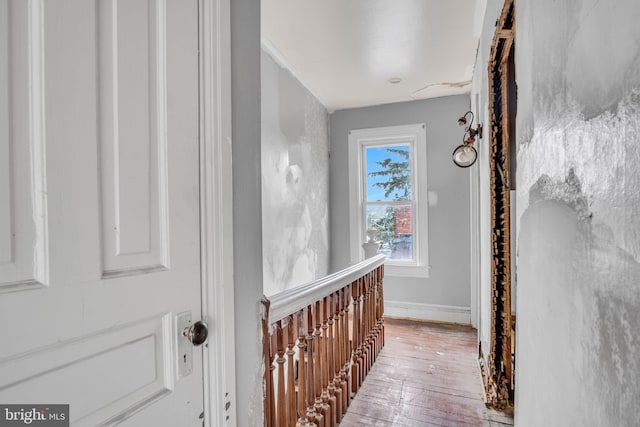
[348,124,430,278]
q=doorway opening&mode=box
[483,0,517,410]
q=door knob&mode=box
[183,320,208,346]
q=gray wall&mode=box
[231,0,263,425]
[261,51,330,296]
[330,96,471,309]
[514,0,640,424]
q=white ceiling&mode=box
[262,0,485,112]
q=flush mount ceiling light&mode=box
[452,110,483,168]
[388,77,402,84]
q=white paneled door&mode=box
[0,0,206,425]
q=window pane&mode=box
[366,204,414,261]
[365,145,412,202]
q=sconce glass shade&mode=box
[452,144,477,168]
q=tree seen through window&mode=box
[365,145,414,260]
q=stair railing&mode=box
[261,254,385,427]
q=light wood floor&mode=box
[340,318,514,427]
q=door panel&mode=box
[98,0,170,277]
[0,0,48,292]
[0,0,203,425]
[0,314,174,425]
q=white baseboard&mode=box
[385,301,471,325]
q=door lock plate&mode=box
[176,312,193,379]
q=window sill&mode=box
[385,264,431,278]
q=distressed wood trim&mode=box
[484,0,515,410]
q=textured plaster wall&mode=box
[261,51,330,296]
[514,0,640,424]
[329,96,471,309]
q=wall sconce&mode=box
[452,111,483,168]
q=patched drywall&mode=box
[514,0,640,424]
[330,96,471,312]
[261,50,330,296]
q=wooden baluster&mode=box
[377,266,385,354]
[336,287,347,413]
[379,265,385,349]
[368,271,376,367]
[342,285,352,408]
[367,274,374,366]
[359,276,366,382]
[358,277,365,383]
[367,273,376,373]
[372,272,377,352]
[338,288,347,414]
[287,315,298,427]
[314,300,329,426]
[276,320,287,427]
[317,298,333,427]
[362,274,370,376]
[270,331,278,426]
[328,292,342,422]
[362,274,371,376]
[351,279,361,394]
[296,308,314,427]
[306,304,323,426]
[322,295,336,427]
[262,299,274,427]
[357,277,366,388]
[373,269,381,359]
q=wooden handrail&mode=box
[261,255,386,427]
[265,254,385,325]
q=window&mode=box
[348,124,430,277]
